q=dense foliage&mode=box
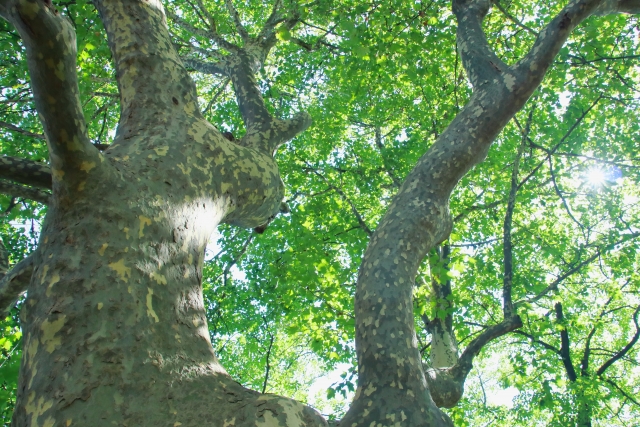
[1,0,639,425]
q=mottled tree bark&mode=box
[340,0,639,424]
[2,0,321,426]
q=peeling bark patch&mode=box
[98,243,108,256]
[146,287,159,322]
[108,259,131,282]
[151,270,167,285]
[138,215,152,237]
[25,392,53,427]
[79,161,96,173]
[503,73,517,91]
[41,315,66,353]
[45,272,60,297]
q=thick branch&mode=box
[229,51,311,154]
[0,254,34,316]
[0,156,52,189]
[514,0,614,90]
[453,0,509,89]
[0,0,100,188]
[342,1,624,410]
[0,180,51,205]
[95,0,201,139]
[451,315,523,382]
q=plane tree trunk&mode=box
[3,0,322,425]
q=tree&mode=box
[0,0,639,425]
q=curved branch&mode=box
[0,254,34,316]
[514,0,616,90]
[0,180,51,205]
[451,315,523,382]
[1,0,101,186]
[453,0,509,89]
[594,0,640,14]
[596,305,640,376]
[0,155,52,189]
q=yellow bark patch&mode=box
[79,161,96,172]
[187,121,209,143]
[151,271,167,285]
[41,315,66,353]
[25,392,53,427]
[146,288,159,323]
[364,383,377,396]
[183,101,197,115]
[109,259,131,283]
[27,336,39,361]
[153,146,169,156]
[52,168,65,181]
[138,216,152,238]
[45,272,61,297]
[177,163,191,175]
[39,265,49,285]
[53,60,66,81]
[98,243,108,256]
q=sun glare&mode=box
[585,167,607,187]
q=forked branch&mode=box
[0,156,52,189]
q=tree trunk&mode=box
[6,0,323,425]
